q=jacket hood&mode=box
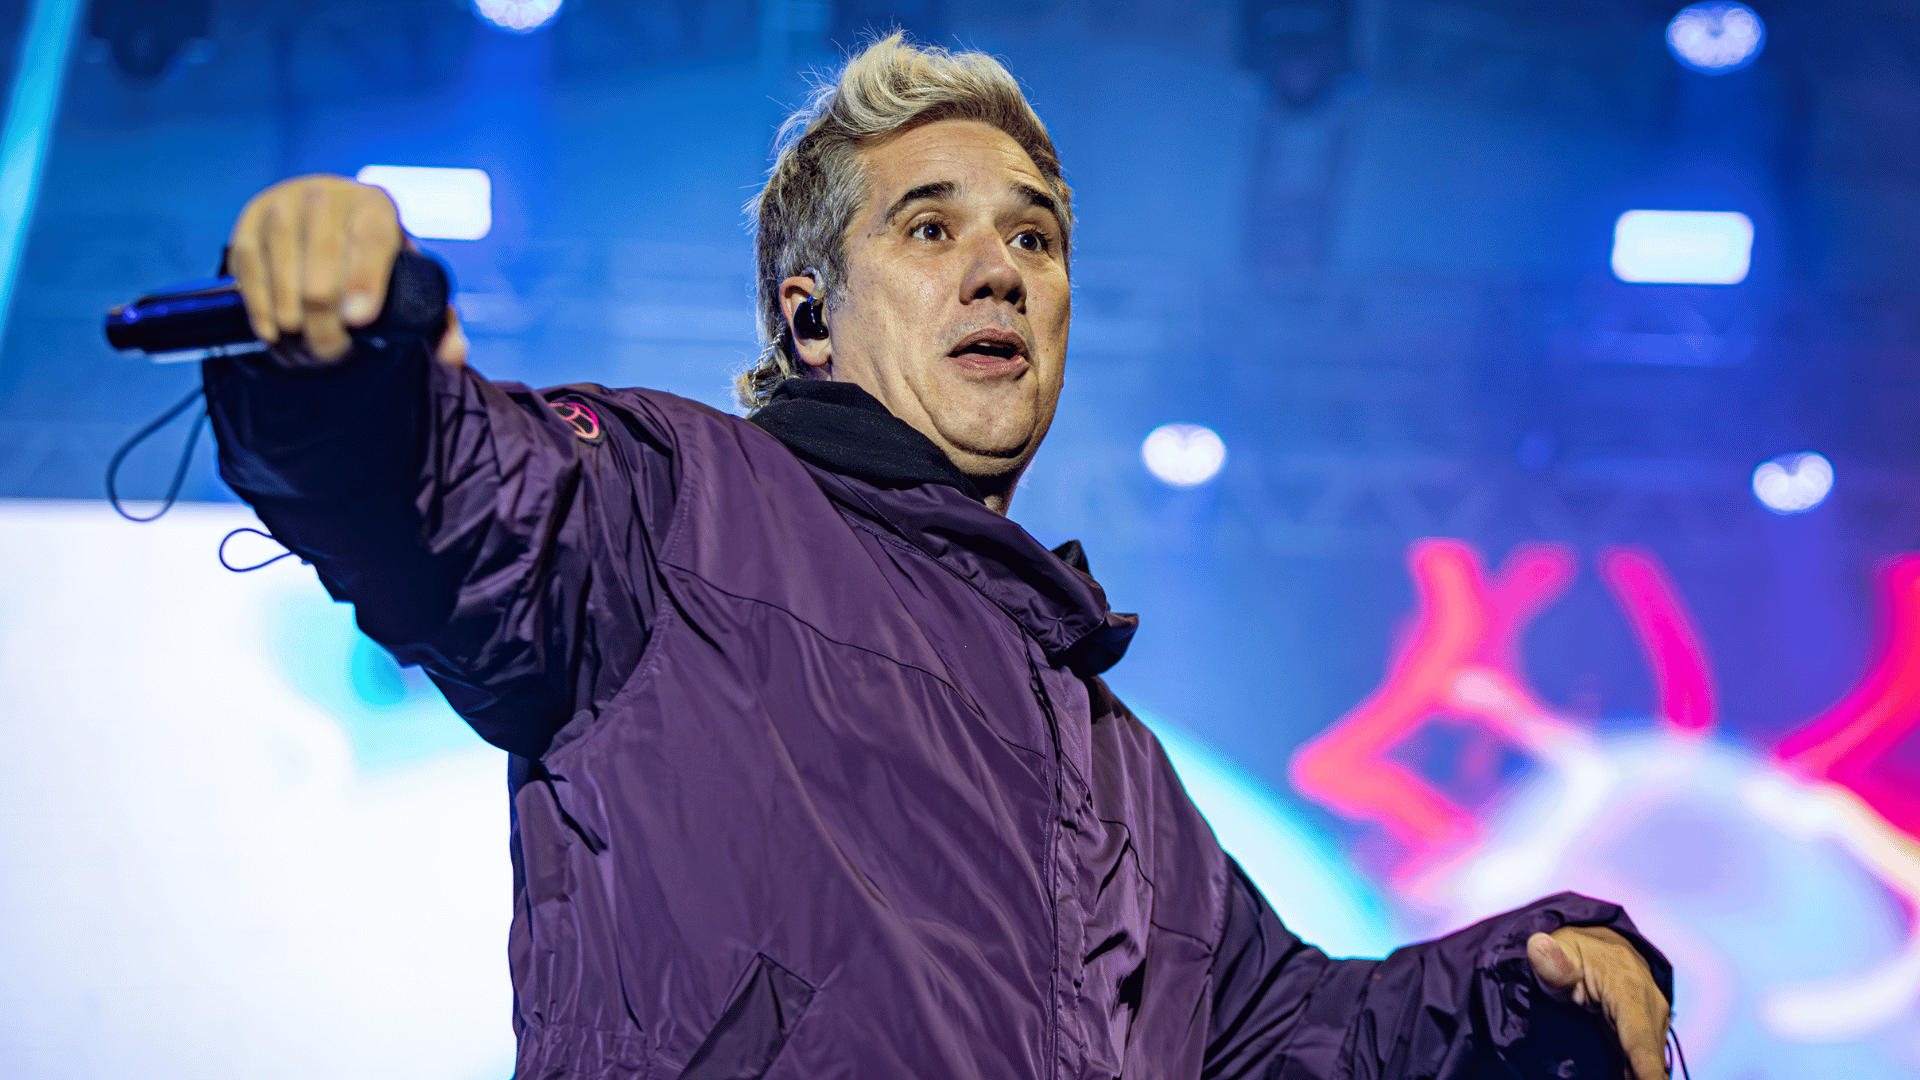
[749,378,1136,676]
[749,378,983,502]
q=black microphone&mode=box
[104,248,453,358]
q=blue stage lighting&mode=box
[0,0,84,365]
[355,166,493,241]
[472,0,561,34]
[1611,210,1753,284]
[1667,2,1765,74]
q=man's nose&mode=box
[960,234,1025,309]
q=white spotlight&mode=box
[355,166,492,241]
[1753,452,1833,515]
[1612,210,1753,285]
[1142,424,1227,487]
[1668,3,1765,74]
[473,0,562,34]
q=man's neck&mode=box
[973,473,1016,515]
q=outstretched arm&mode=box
[1205,859,1672,1080]
[206,175,676,759]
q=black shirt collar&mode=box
[747,378,984,503]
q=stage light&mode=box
[354,166,492,241]
[1667,3,1765,75]
[1142,423,1227,487]
[472,0,562,34]
[1611,210,1753,284]
[1753,452,1833,515]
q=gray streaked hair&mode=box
[737,33,1073,409]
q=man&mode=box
[208,35,1673,1080]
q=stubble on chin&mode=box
[940,413,1044,469]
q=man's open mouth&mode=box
[948,331,1029,370]
[955,340,1019,358]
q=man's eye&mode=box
[913,221,947,241]
[1014,229,1051,253]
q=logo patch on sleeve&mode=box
[548,395,606,445]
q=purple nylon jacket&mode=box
[205,342,1671,1080]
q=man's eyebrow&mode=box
[882,181,957,228]
[1013,182,1059,222]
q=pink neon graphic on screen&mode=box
[1288,539,1579,852]
[1776,555,1920,841]
[1599,546,1717,735]
[1290,539,1920,1057]
[1290,540,1724,862]
[1294,538,1920,860]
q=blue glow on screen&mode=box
[0,502,514,1080]
[1612,209,1754,284]
[1131,708,1398,959]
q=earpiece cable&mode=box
[105,384,208,523]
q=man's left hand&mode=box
[1527,926,1671,1080]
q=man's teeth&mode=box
[958,341,1019,358]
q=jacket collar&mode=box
[748,378,1136,676]
[748,378,983,502]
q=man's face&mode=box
[785,119,1070,500]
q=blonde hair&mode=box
[738,33,1072,409]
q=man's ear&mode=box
[778,276,831,370]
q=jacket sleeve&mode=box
[1204,858,1673,1080]
[204,341,678,758]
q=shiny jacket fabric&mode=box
[205,345,1670,1080]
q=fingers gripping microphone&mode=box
[103,248,453,360]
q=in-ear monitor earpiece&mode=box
[794,297,828,341]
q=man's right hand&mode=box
[229,174,464,368]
